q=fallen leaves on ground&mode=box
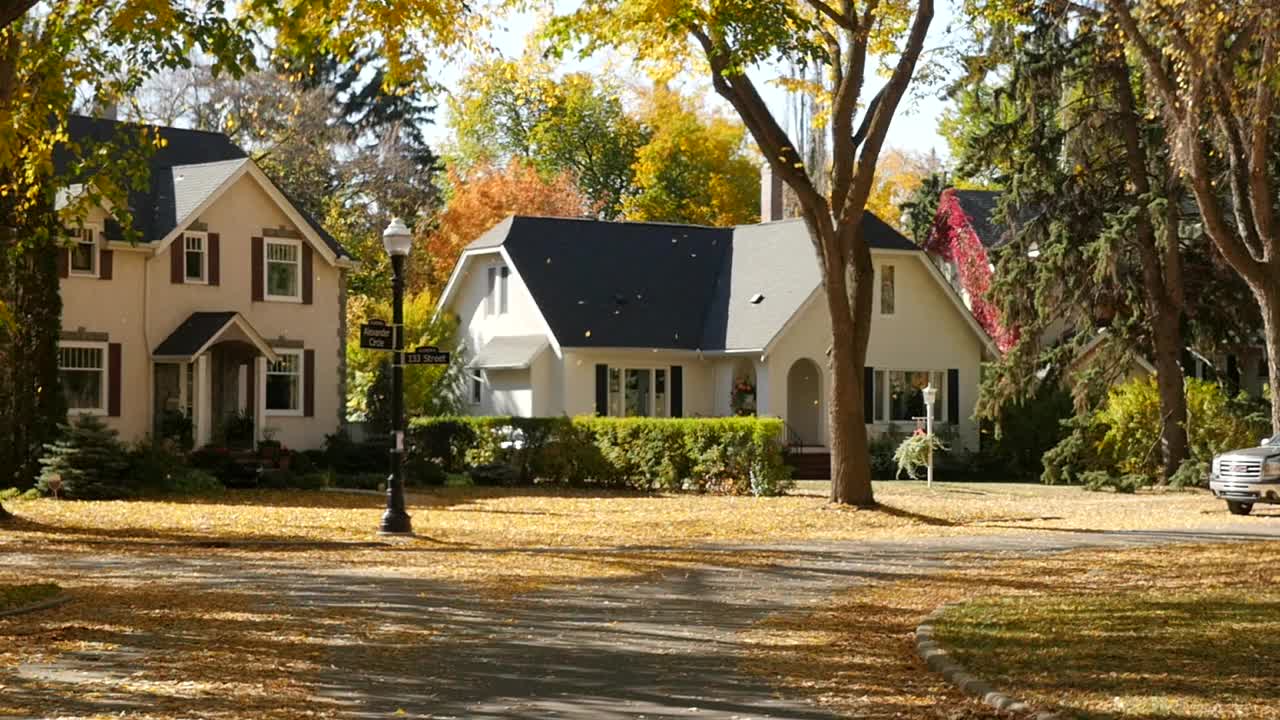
[0,583,60,612]
[742,542,1280,720]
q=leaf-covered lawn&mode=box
[744,542,1280,719]
[0,583,59,612]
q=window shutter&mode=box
[864,366,875,422]
[99,249,113,280]
[57,248,69,278]
[170,242,184,284]
[301,243,313,305]
[108,343,122,417]
[947,368,960,425]
[208,233,220,286]
[251,236,264,301]
[594,364,608,416]
[304,349,315,417]
[670,366,683,417]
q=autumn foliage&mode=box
[413,161,592,293]
[924,189,1016,351]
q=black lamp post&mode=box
[379,217,414,536]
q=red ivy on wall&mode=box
[923,190,1018,352]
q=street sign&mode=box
[404,345,450,365]
[359,319,395,350]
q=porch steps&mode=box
[787,452,831,480]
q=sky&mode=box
[422,0,962,161]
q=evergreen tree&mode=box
[37,415,131,500]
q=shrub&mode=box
[37,416,131,499]
[1043,377,1270,486]
[408,416,792,496]
[128,438,189,492]
[982,381,1074,480]
[332,472,386,491]
[1081,471,1146,494]
[1168,459,1209,490]
[168,468,224,495]
[869,437,897,479]
[323,429,392,474]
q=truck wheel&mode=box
[1227,501,1254,516]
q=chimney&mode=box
[760,163,784,223]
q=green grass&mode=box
[937,586,1280,718]
[0,583,61,612]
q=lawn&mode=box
[0,583,60,613]
[743,542,1280,719]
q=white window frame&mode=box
[264,236,303,303]
[880,264,895,315]
[875,369,946,424]
[68,225,101,278]
[183,231,208,284]
[58,340,108,415]
[605,366,670,418]
[264,348,304,416]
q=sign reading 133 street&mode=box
[404,346,450,365]
[359,319,395,350]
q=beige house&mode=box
[56,116,354,450]
[436,210,998,467]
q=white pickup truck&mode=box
[1210,438,1280,515]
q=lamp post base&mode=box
[378,509,414,536]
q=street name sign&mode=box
[359,319,395,350]
[404,346,450,365]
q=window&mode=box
[265,238,301,301]
[184,233,207,282]
[486,267,496,315]
[58,343,106,414]
[70,227,98,276]
[880,264,895,315]
[606,367,669,417]
[470,374,482,405]
[499,267,510,314]
[266,350,302,414]
[885,370,944,422]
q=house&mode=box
[435,206,999,463]
[54,115,355,450]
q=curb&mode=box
[916,603,1059,719]
[0,593,71,619]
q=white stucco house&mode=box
[435,210,998,470]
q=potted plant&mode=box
[730,376,757,416]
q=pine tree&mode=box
[37,416,131,500]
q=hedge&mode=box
[407,416,793,496]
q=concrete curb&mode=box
[0,592,71,618]
[916,603,1060,719]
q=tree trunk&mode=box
[0,501,9,521]
[1150,304,1188,479]
[826,225,876,507]
[1256,278,1280,432]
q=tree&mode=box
[864,149,940,231]
[623,86,760,226]
[414,161,593,293]
[1105,2,1280,429]
[448,55,647,219]
[552,0,935,506]
[953,9,1195,478]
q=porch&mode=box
[152,312,281,449]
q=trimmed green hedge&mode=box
[407,416,793,496]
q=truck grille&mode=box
[1219,460,1262,481]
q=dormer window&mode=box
[70,227,98,277]
[184,232,207,283]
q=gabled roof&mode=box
[152,311,278,362]
[440,213,995,355]
[948,190,1007,248]
[55,115,350,260]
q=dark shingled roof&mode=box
[469,213,921,351]
[950,190,1007,248]
[153,312,239,358]
[55,115,349,258]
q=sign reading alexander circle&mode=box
[404,345,450,365]
[359,319,395,350]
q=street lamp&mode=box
[379,217,414,536]
[922,383,938,489]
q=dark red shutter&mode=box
[208,233,220,286]
[251,236,263,301]
[170,241,184,284]
[108,343,122,417]
[57,249,69,278]
[303,349,315,417]
[99,249,113,280]
[301,243,313,305]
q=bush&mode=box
[331,472,386,490]
[323,429,392,475]
[869,437,897,479]
[1168,459,1209,490]
[408,416,792,496]
[128,438,189,492]
[1081,470,1147,494]
[37,416,132,499]
[168,468,224,495]
[1043,377,1270,486]
[982,382,1074,481]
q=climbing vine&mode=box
[924,189,1017,351]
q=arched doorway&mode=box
[787,358,822,445]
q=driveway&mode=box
[5,520,1280,719]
